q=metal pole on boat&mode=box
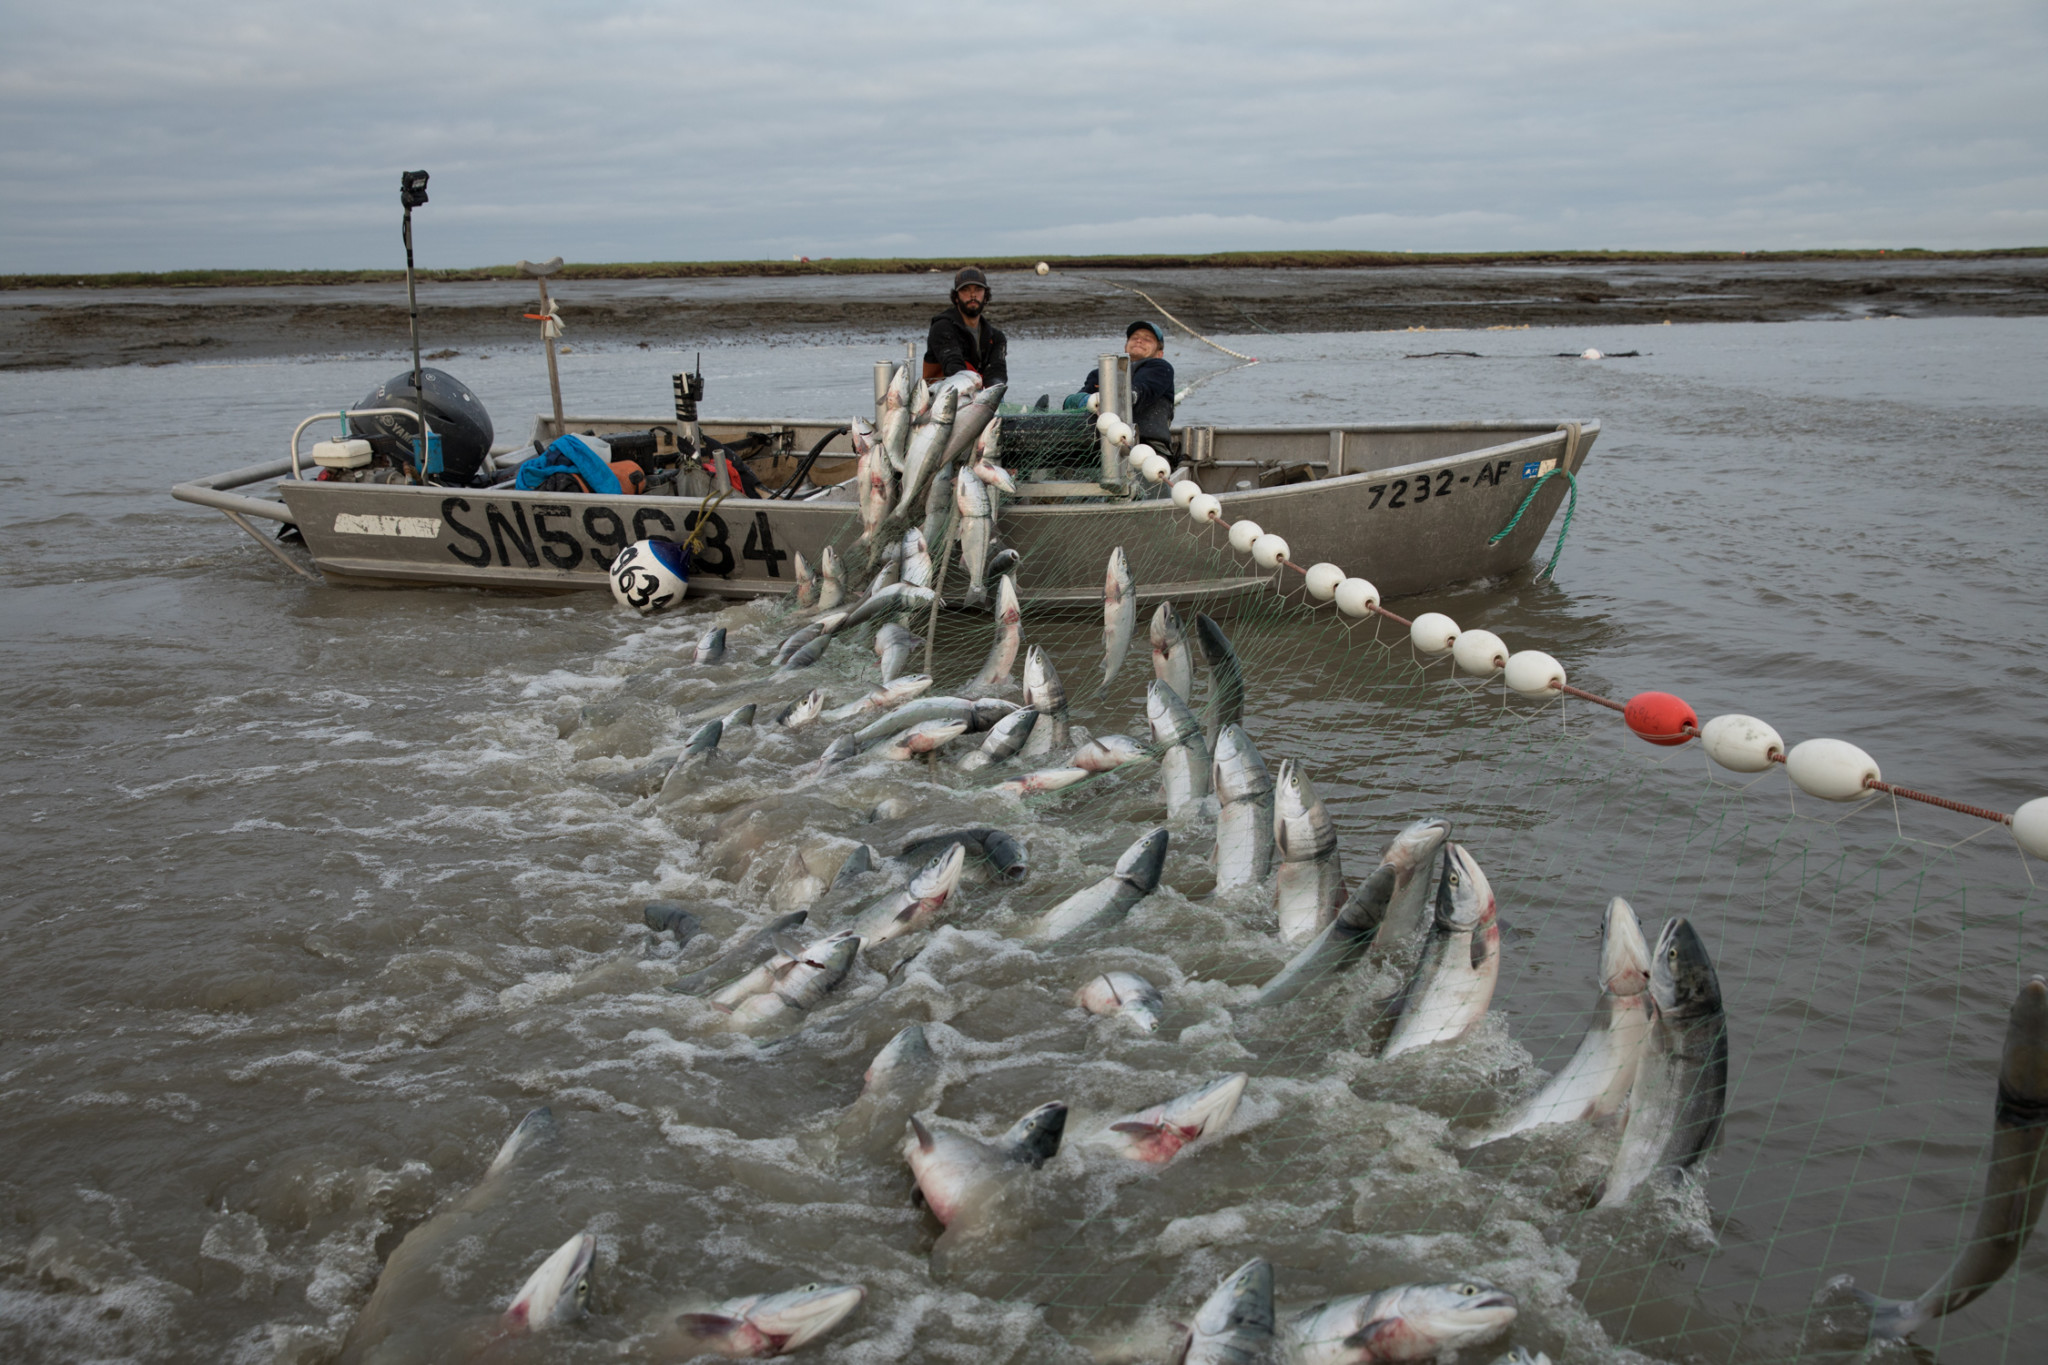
[873,360,893,427]
[1098,353,1130,490]
[398,170,430,480]
[518,256,567,437]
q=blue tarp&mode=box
[515,434,621,495]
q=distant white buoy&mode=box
[2015,797,2048,859]
[1452,628,1509,678]
[1785,738,1881,801]
[1334,577,1381,617]
[1700,714,1785,773]
[1170,478,1201,510]
[1303,563,1345,601]
[1127,442,1154,468]
[1187,493,1222,524]
[1251,533,1290,568]
[1139,452,1173,483]
[1227,520,1265,554]
[1036,261,1050,275]
[1582,348,1603,360]
[1410,612,1459,656]
[1504,649,1566,698]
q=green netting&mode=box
[990,411,1102,480]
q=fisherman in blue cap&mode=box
[1071,320,1176,458]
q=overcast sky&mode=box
[3,1,2044,273]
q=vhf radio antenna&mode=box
[399,169,430,478]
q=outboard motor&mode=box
[348,367,494,486]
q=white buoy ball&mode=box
[1504,649,1566,698]
[608,537,689,614]
[1170,478,1202,510]
[1252,533,1290,568]
[1700,714,1785,773]
[1227,520,1265,554]
[1303,563,1345,601]
[1452,628,1509,678]
[1127,442,1154,468]
[1410,612,1459,655]
[1086,393,1101,414]
[1187,493,1222,524]
[2014,797,2048,860]
[1035,261,1050,275]
[1139,452,1173,483]
[1095,412,1119,435]
[1785,738,1881,801]
[1582,348,1603,360]
[1334,577,1381,617]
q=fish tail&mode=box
[1851,1287,1924,1340]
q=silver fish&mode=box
[1070,734,1149,773]
[894,827,1028,883]
[1852,975,2048,1337]
[1598,916,1728,1206]
[502,1231,596,1332]
[792,551,816,609]
[899,527,934,590]
[1273,759,1343,944]
[969,697,1023,731]
[1075,971,1164,1033]
[957,705,1036,772]
[656,718,724,800]
[846,844,967,944]
[1467,896,1651,1147]
[864,1022,936,1095]
[877,718,967,759]
[1194,613,1245,748]
[1151,602,1194,704]
[939,380,1006,465]
[1030,827,1170,941]
[774,690,824,730]
[955,463,993,607]
[867,542,902,593]
[969,573,1022,694]
[1178,1257,1274,1365]
[1211,724,1276,892]
[838,580,934,631]
[1250,817,1452,1009]
[852,695,977,746]
[904,1101,1066,1226]
[1282,1281,1517,1365]
[772,610,848,667]
[875,622,920,684]
[896,384,959,515]
[970,419,1014,492]
[879,361,915,473]
[920,463,956,574]
[1381,843,1500,1059]
[985,546,1020,580]
[720,702,756,731]
[1147,680,1211,819]
[1020,646,1069,758]
[720,932,860,1031]
[667,1282,867,1358]
[1096,1072,1247,1164]
[857,428,894,545]
[694,627,727,665]
[997,766,1093,797]
[1101,547,1135,689]
[674,911,809,998]
[826,674,934,722]
[816,545,844,611]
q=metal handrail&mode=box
[290,407,434,481]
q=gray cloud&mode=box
[2,0,2043,271]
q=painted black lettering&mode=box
[582,507,628,565]
[742,512,789,577]
[1367,484,1387,509]
[442,496,491,566]
[1496,459,1513,483]
[1387,478,1408,509]
[632,507,678,541]
[686,510,735,576]
[1411,473,1430,504]
[533,504,583,570]
[486,502,539,568]
[1473,463,1496,487]
[1435,469,1454,497]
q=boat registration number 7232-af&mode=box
[1365,457,1533,511]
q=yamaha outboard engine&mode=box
[348,367,494,486]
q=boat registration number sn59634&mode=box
[1365,457,1524,510]
[436,498,791,578]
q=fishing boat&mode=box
[172,360,1596,605]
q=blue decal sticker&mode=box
[1521,461,1544,479]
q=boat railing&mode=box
[290,407,434,481]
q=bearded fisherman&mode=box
[923,266,1009,384]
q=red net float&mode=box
[1625,691,1698,746]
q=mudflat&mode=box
[3,256,2044,371]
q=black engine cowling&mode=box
[348,367,494,486]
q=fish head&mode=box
[812,934,862,976]
[722,703,756,729]
[1433,843,1495,933]
[977,459,1016,493]
[987,548,1021,578]
[1146,680,1201,746]
[904,720,969,753]
[908,842,969,901]
[881,674,935,705]
[864,1023,934,1090]
[1121,1073,1249,1160]
[970,697,1022,731]
[1023,646,1062,708]
[820,545,841,577]
[2003,976,2048,1106]
[1651,917,1722,1019]
[1600,897,1653,997]
[1114,827,1172,893]
[1343,1282,1516,1356]
[502,1230,596,1331]
[1211,725,1273,803]
[1149,601,1183,650]
[1001,1101,1068,1167]
[977,828,1029,881]
[1383,816,1452,881]
[485,1106,559,1178]
[1273,761,1335,853]
[1107,546,1132,593]
[932,386,961,420]
[1193,1257,1275,1341]
[993,573,1021,625]
[788,690,825,725]
[686,719,724,754]
[689,1283,867,1356]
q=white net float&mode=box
[1187,493,1222,523]
[1410,612,1459,655]
[2015,797,2048,859]
[1504,649,1566,698]
[1251,533,1290,568]
[1452,628,1509,678]
[1700,714,1786,773]
[1126,442,1155,468]
[1227,520,1265,554]
[1303,563,1345,601]
[1170,478,1201,510]
[1582,348,1604,360]
[1334,577,1380,617]
[1086,393,1101,415]
[608,538,689,614]
[1786,738,1881,801]
[1035,261,1050,275]
[1139,452,1173,483]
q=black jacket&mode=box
[1082,356,1176,446]
[924,308,1008,385]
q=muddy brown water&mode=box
[1,310,2044,1363]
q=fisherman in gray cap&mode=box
[923,266,1009,385]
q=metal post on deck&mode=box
[1098,353,1131,490]
[873,360,894,428]
[519,256,567,437]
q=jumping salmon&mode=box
[1380,843,1499,1059]
[1250,817,1451,1009]
[1273,759,1343,944]
[1147,680,1211,820]
[1151,603,1194,703]
[1211,724,1275,892]
[1030,827,1170,942]
[1075,971,1164,1033]
[904,1101,1067,1226]
[1020,646,1069,758]
[1177,1257,1274,1365]
[664,1282,867,1358]
[1597,916,1728,1206]
[1281,1280,1517,1364]
[1194,613,1245,747]
[1101,547,1135,689]
[1096,1072,1247,1164]
[969,573,1022,694]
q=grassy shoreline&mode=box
[6,247,2044,292]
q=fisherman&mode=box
[1071,321,1176,457]
[923,266,1009,385]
